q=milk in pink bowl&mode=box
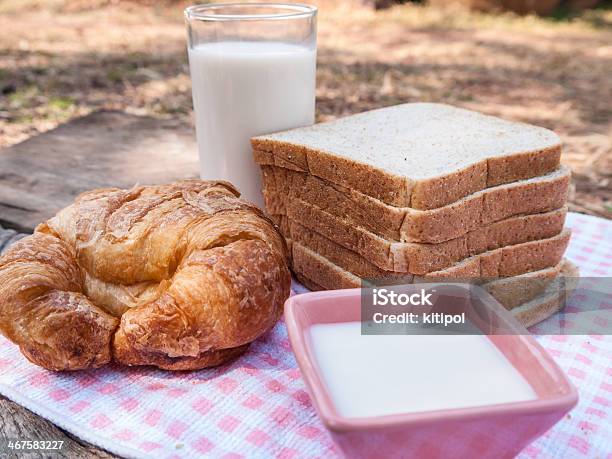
[284,286,578,459]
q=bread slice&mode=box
[294,272,326,291]
[292,216,563,288]
[282,202,567,274]
[512,261,579,327]
[296,259,569,309]
[261,165,570,243]
[252,103,561,210]
[292,242,575,312]
[291,230,570,292]
[483,259,572,310]
[294,260,579,328]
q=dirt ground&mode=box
[0,0,610,217]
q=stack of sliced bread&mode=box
[252,103,578,327]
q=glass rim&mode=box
[185,2,317,22]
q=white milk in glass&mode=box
[188,41,316,207]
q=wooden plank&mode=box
[0,110,199,232]
[0,395,117,458]
[0,225,26,254]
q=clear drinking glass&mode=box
[185,3,317,207]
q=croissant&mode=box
[0,181,291,371]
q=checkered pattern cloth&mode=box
[0,212,610,458]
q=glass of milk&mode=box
[185,3,317,207]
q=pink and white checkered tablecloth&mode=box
[0,212,610,459]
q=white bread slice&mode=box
[295,260,569,308]
[291,231,570,292]
[261,165,570,243]
[512,261,579,327]
[252,103,561,210]
[484,260,572,310]
[294,260,579,328]
[281,215,564,279]
[283,202,567,274]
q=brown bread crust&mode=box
[261,164,570,243]
[290,230,570,291]
[281,204,567,274]
[295,260,578,328]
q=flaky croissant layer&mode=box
[0,180,291,371]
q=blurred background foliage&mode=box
[0,0,610,216]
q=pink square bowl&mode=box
[284,286,578,459]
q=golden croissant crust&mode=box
[0,180,290,371]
